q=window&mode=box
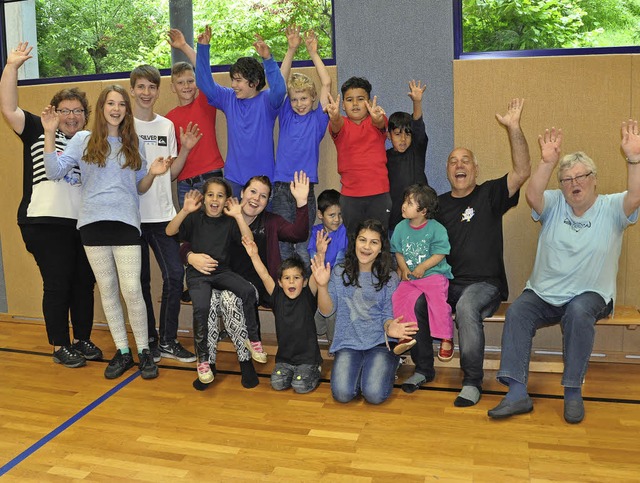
[455,0,640,59]
[3,0,334,83]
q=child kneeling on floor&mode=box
[243,237,323,393]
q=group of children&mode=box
[28,22,459,402]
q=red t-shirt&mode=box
[166,93,224,181]
[331,116,389,196]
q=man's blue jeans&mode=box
[141,222,184,342]
[497,289,612,388]
[448,281,502,388]
[331,345,399,405]
[177,169,224,207]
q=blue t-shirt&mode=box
[274,98,329,183]
[307,223,348,267]
[390,219,453,279]
[526,190,638,305]
[196,44,286,185]
[324,266,399,353]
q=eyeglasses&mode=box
[56,108,85,116]
[559,171,593,186]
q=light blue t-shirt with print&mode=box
[526,190,638,306]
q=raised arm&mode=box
[280,25,301,84]
[242,236,275,295]
[195,26,222,105]
[496,98,531,197]
[225,197,254,241]
[305,29,332,109]
[138,156,173,194]
[408,79,426,121]
[170,122,202,180]
[526,127,563,214]
[41,105,75,179]
[620,119,640,217]
[254,34,286,109]
[310,253,333,315]
[0,42,33,134]
[167,28,196,65]
[166,189,202,236]
[327,93,343,134]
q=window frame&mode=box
[453,0,640,60]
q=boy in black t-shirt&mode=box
[243,236,323,393]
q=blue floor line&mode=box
[0,371,141,477]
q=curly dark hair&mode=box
[340,219,392,291]
[229,57,266,91]
[202,177,232,198]
[50,87,91,124]
[403,184,438,219]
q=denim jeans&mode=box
[140,222,184,342]
[225,178,245,200]
[331,345,399,404]
[448,281,502,388]
[271,362,320,393]
[497,289,612,388]
[271,182,315,271]
[177,169,224,208]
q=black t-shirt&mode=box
[179,211,237,271]
[436,175,518,300]
[272,285,322,366]
[228,213,269,302]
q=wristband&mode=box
[627,158,640,165]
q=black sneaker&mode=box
[139,349,159,379]
[72,339,103,361]
[104,350,135,379]
[149,337,161,363]
[159,339,196,363]
[53,345,86,368]
[180,289,191,304]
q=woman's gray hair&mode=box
[557,151,597,183]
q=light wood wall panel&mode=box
[0,66,338,322]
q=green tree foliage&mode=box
[36,0,167,77]
[462,0,640,53]
[34,0,333,79]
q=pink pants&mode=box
[392,274,453,340]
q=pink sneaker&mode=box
[197,361,214,384]
[244,339,268,363]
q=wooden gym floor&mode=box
[1,318,640,482]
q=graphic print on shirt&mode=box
[461,206,475,222]
[563,217,592,232]
[139,134,168,147]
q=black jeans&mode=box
[20,223,95,346]
[411,294,435,379]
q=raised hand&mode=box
[285,24,302,51]
[149,156,173,176]
[305,29,318,55]
[621,119,640,162]
[7,42,33,68]
[325,93,341,119]
[407,80,426,102]
[253,34,271,59]
[496,98,525,130]
[242,235,259,257]
[183,189,203,213]
[40,105,60,133]
[224,196,243,218]
[315,229,331,258]
[538,127,563,166]
[290,170,310,205]
[365,95,386,125]
[310,253,331,287]
[197,25,212,45]
[180,122,203,150]
[167,29,187,50]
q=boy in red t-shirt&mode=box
[326,77,389,233]
[165,29,224,207]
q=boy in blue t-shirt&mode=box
[307,189,347,345]
[195,25,286,197]
[272,25,332,270]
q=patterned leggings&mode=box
[206,290,251,363]
[84,245,148,352]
